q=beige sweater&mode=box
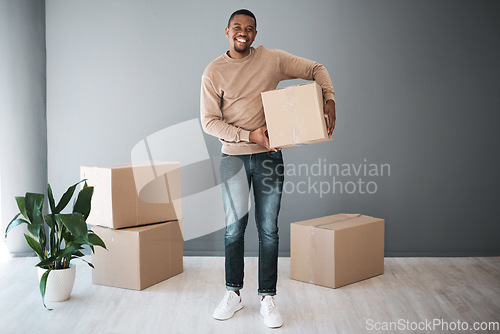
[200,45,335,155]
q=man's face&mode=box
[225,14,257,57]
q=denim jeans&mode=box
[220,151,284,296]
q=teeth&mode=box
[236,38,246,43]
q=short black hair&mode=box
[228,9,257,29]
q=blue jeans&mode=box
[220,151,284,296]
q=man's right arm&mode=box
[200,75,251,143]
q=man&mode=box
[200,9,335,328]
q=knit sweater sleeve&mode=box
[200,75,251,142]
[276,49,335,102]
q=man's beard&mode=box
[234,43,248,54]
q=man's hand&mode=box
[324,99,336,138]
[249,126,279,151]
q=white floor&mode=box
[0,256,499,334]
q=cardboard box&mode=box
[81,162,181,229]
[92,220,183,290]
[290,214,384,289]
[261,82,332,148]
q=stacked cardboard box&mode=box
[81,162,183,290]
[290,213,384,289]
[261,82,332,148]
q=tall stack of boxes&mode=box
[81,162,183,290]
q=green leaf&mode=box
[61,230,71,244]
[54,180,85,213]
[27,224,43,242]
[71,237,87,244]
[49,230,56,258]
[25,192,44,224]
[39,227,47,254]
[15,197,28,220]
[36,256,56,268]
[27,223,47,255]
[88,232,107,250]
[24,233,44,260]
[71,237,94,252]
[70,255,94,268]
[32,211,45,227]
[43,214,55,230]
[5,214,28,238]
[73,186,94,219]
[55,213,88,241]
[39,269,53,310]
[47,183,56,214]
[58,242,82,258]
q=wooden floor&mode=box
[0,256,499,334]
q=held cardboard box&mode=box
[92,220,184,290]
[290,214,384,289]
[261,82,332,148]
[81,162,181,229]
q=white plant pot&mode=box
[37,265,76,302]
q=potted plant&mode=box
[4,180,106,310]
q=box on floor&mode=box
[92,219,184,290]
[261,82,332,149]
[81,161,181,229]
[290,213,384,289]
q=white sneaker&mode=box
[260,296,283,328]
[213,291,243,320]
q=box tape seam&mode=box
[314,214,362,228]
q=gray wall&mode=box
[45,0,500,256]
[0,0,46,256]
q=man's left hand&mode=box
[324,99,336,138]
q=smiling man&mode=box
[200,9,336,328]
